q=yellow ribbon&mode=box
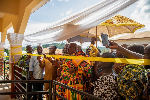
[11,46,22,49]
[1,52,150,65]
[13,53,150,65]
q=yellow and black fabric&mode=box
[117,64,147,100]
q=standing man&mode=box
[38,45,59,100]
[29,45,43,100]
[49,45,58,80]
[58,43,92,100]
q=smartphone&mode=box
[101,33,109,47]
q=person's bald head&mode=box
[68,43,77,55]
[128,44,144,55]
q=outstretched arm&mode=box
[107,41,143,59]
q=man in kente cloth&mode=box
[57,43,92,100]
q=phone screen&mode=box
[101,33,109,47]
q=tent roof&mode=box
[25,0,139,44]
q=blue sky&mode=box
[5,0,150,48]
[29,0,107,23]
[29,0,137,24]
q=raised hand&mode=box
[37,56,42,63]
[106,41,120,49]
[68,68,75,74]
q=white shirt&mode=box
[29,56,43,79]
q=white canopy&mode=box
[25,0,139,44]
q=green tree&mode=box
[4,49,9,60]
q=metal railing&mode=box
[0,61,3,79]
[0,80,102,100]
[4,60,10,80]
[53,80,102,100]
[14,64,29,99]
[0,59,102,100]
[0,80,52,100]
[0,60,9,80]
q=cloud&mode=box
[4,22,52,47]
[60,12,64,16]
[52,3,55,6]
[58,0,69,2]
[137,0,150,8]
[66,9,72,15]
[130,0,150,31]
[65,0,69,2]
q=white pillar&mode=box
[7,33,24,94]
[7,33,24,63]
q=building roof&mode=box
[111,31,150,40]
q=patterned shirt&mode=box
[17,55,30,77]
[29,56,43,79]
[93,73,120,100]
[117,64,147,100]
[57,54,92,100]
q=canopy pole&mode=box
[96,26,97,48]
[81,36,82,47]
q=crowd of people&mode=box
[17,37,150,100]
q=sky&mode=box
[4,0,150,48]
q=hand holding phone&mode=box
[101,33,109,47]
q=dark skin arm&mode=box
[107,41,143,59]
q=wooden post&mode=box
[96,26,97,48]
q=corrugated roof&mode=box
[111,31,150,40]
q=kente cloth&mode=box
[57,54,92,100]
[17,54,30,77]
[39,58,57,91]
[93,73,120,100]
[77,51,86,56]
[117,64,147,100]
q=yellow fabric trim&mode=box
[100,23,145,27]
[11,52,22,55]
[11,46,22,49]
[2,53,150,65]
